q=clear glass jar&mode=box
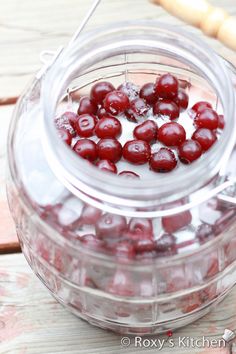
[6,21,236,335]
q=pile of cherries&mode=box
[57,73,224,175]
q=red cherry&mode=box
[106,270,135,296]
[133,120,158,142]
[153,99,180,120]
[118,171,140,179]
[194,109,219,130]
[178,139,202,164]
[174,89,189,111]
[96,213,127,238]
[58,128,73,145]
[155,233,177,253]
[37,240,50,262]
[73,139,97,161]
[155,73,179,99]
[81,234,105,251]
[112,241,136,259]
[134,239,156,253]
[165,267,190,293]
[126,98,149,121]
[150,148,177,173]
[196,224,214,244]
[97,138,122,162]
[78,270,97,289]
[80,205,102,225]
[90,81,115,105]
[218,114,225,129]
[157,122,186,147]
[96,159,117,174]
[60,111,78,130]
[117,82,140,100]
[214,210,235,236]
[128,218,153,239]
[206,257,219,278]
[74,114,97,137]
[123,140,151,165]
[192,128,217,151]
[139,82,158,104]
[191,101,212,114]
[135,250,157,260]
[97,107,114,120]
[162,211,192,233]
[103,90,130,115]
[95,116,122,139]
[77,97,98,115]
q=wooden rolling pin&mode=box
[150,0,236,51]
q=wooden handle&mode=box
[150,0,236,51]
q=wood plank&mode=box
[0,105,20,253]
[0,253,235,354]
[0,0,236,98]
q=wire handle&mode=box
[37,0,101,78]
[150,0,236,51]
[68,0,101,47]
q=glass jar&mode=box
[6,21,236,335]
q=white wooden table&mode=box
[1,1,236,353]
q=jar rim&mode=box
[42,20,236,209]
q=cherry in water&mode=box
[126,98,150,122]
[81,234,105,252]
[192,128,217,151]
[95,117,122,139]
[134,239,156,253]
[218,114,225,129]
[123,140,151,165]
[196,224,214,244]
[97,138,122,163]
[178,139,202,164]
[153,99,180,120]
[194,109,219,130]
[174,89,189,111]
[103,90,130,115]
[162,211,192,233]
[74,114,97,138]
[97,107,111,120]
[191,101,212,114]
[157,122,186,147]
[150,148,177,173]
[60,111,78,130]
[77,97,98,116]
[58,128,73,146]
[112,241,136,260]
[133,120,158,143]
[90,81,115,105]
[117,82,140,100]
[139,82,158,105]
[96,159,117,174]
[73,139,97,162]
[128,218,153,239]
[155,73,179,99]
[155,233,177,254]
[118,171,140,179]
[96,213,127,238]
[106,270,135,296]
[80,205,102,225]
